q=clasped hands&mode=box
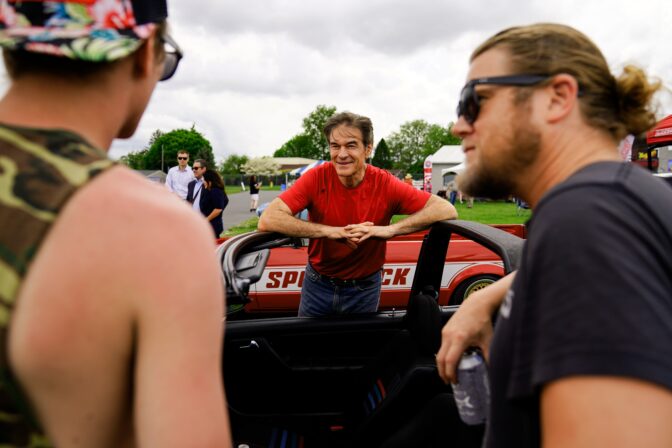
[328,221,394,249]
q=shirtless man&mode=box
[0,1,231,446]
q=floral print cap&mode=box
[0,0,168,62]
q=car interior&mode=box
[219,220,524,447]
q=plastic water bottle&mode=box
[451,348,490,425]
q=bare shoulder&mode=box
[73,166,222,301]
[10,166,227,446]
[13,165,223,359]
[86,166,200,229]
[19,165,223,320]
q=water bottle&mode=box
[451,348,490,425]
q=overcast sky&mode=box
[2,0,670,162]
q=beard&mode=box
[457,114,541,200]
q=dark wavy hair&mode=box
[323,111,374,147]
[203,169,224,190]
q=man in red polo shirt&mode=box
[258,111,457,316]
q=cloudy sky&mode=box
[2,0,670,162]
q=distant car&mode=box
[220,224,526,316]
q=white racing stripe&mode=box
[254,261,504,294]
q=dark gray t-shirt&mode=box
[486,161,672,448]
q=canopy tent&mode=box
[289,160,326,176]
[631,114,672,171]
[647,114,672,147]
[441,162,466,177]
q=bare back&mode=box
[8,166,231,447]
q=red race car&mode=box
[219,223,526,316]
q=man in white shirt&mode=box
[187,159,206,212]
[165,150,194,199]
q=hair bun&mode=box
[615,65,661,137]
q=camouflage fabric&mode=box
[0,123,114,446]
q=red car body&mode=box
[220,224,526,314]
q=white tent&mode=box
[425,145,464,193]
[441,162,466,177]
[290,160,326,175]
[427,145,464,164]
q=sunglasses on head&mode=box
[160,33,183,82]
[178,156,188,160]
[456,74,550,124]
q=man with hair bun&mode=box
[435,23,672,447]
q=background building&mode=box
[424,145,464,193]
[137,170,167,184]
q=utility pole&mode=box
[161,144,164,172]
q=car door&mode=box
[219,220,523,447]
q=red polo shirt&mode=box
[279,163,430,279]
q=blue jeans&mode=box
[449,190,457,204]
[298,263,382,317]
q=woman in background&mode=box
[249,175,261,212]
[202,170,229,237]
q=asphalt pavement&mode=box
[222,189,283,232]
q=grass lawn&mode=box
[224,185,281,195]
[444,199,531,224]
[224,217,260,236]
[390,200,531,224]
[224,200,530,237]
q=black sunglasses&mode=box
[456,75,550,124]
[178,156,188,160]
[160,33,183,82]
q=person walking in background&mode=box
[404,173,413,186]
[202,170,229,237]
[165,149,194,199]
[0,0,232,446]
[249,175,261,212]
[446,180,458,204]
[186,159,207,211]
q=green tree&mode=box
[119,149,148,169]
[219,154,249,175]
[425,124,460,154]
[120,128,165,169]
[272,105,337,160]
[302,104,336,160]
[404,123,462,173]
[386,120,430,173]
[371,138,392,169]
[148,129,164,148]
[273,134,313,158]
[144,125,215,172]
[386,120,461,174]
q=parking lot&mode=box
[222,189,282,232]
